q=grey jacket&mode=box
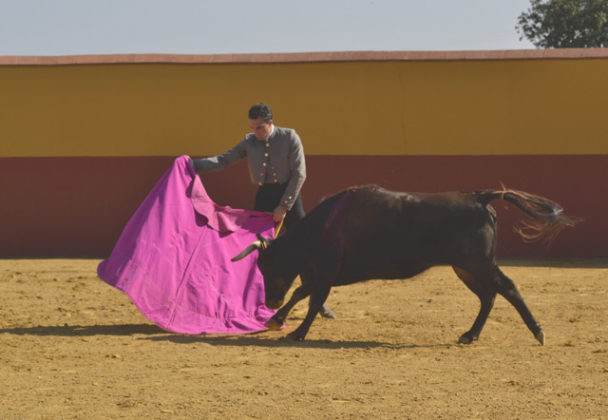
[192,126,306,210]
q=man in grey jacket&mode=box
[192,103,305,228]
[191,103,335,319]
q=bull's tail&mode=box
[476,187,580,244]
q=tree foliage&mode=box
[516,0,608,48]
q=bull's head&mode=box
[231,233,292,309]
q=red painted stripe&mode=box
[1,155,605,258]
[305,155,606,259]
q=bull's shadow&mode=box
[141,332,442,349]
[0,323,449,349]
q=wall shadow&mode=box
[0,323,166,337]
[498,258,608,268]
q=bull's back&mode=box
[334,187,494,283]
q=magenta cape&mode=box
[97,155,276,334]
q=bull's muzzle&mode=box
[265,299,284,310]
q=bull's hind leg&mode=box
[453,267,497,344]
[494,266,544,345]
[454,265,545,345]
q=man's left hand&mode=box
[272,205,287,223]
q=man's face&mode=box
[249,118,273,141]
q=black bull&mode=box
[232,186,578,344]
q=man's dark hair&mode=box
[248,103,273,122]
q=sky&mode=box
[0,0,536,56]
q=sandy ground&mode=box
[0,259,606,419]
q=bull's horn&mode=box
[257,233,273,247]
[231,240,264,262]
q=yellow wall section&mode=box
[1,59,607,157]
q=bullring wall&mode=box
[1,50,607,258]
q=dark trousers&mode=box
[254,183,305,229]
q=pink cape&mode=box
[97,155,276,334]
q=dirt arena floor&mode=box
[0,259,606,419]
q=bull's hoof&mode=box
[286,332,306,341]
[319,305,337,319]
[535,330,545,345]
[458,333,478,345]
[265,318,283,331]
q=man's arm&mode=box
[191,139,248,173]
[278,131,306,214]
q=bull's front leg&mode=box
[286,286,331,341]
[284,245,342,341]
[265,284,311,330]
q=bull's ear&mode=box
[231,240,264,262]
